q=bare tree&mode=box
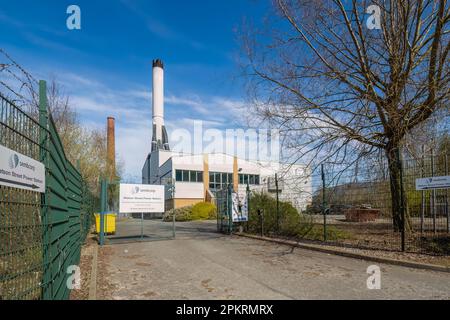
[0,49,120,195]
[241,0,449,231]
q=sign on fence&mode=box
[415,176,450,190]
[119,183,165,213]
[232,192,248,222]
[0,144,45,193]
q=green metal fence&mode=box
[0,80,95,300]
[216,185,233,234]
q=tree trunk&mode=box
[385,144,406,232]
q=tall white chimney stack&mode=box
[151,59,169,151]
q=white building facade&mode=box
[142,59,312,212]
[142,150,311,212]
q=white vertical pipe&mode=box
[152,64,164,142]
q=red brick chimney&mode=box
[106,116,116,179]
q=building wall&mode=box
[174,182,204,199]
[280,164,312,212]
[149,151,160,184]
[142,156,150,184]
[143,151,313,213]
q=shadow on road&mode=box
[103,219,224,245]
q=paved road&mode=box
[98,219,450,299]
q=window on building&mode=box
[208,171,233,190]
[197,171,203,182]
[222,173,228,184]
[190,171,196,182]
[175,170,182,182]
[175,170,204,183]
[214,172,221,184]
[237,173,260,185]
[182,170,189,182]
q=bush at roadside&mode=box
[163,202,217,222]
[248,192,351,241]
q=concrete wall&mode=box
[174,182,204,199]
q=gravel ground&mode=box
[70,235,97,300]
[97,246,119,299]
[95,219,450,300]
[309,243,450,267]
[261,234,450,267]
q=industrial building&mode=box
[142,59,311,212]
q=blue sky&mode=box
[0,0,270,181]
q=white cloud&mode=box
[54,70,248,179]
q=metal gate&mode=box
[215,185,233,234]
[97,180,175,245]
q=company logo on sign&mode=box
[9,154,19,169]
[8,153,36,171]
[132,186,140,194]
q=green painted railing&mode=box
[0,80,96,300]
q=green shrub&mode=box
[163,205,192,221]
[191,202,217,220]
[248,192,302,234]
[248,191,351,241]
[163,202,217,222]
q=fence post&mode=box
[39,80,52,300]
[260,209,264,236]
[171,181,176,239]
[420,145,425,233]
[397,148,405,252]
[446,154,449,233]
[275,173,280,234]
[228,184,233,234]
[76,160,83,244]
[321,164,327,242]
[99,179,107,246]
[431,149,436,234]
[246,183,250,232]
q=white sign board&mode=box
[119,184,165,213]
[0,144,45,193]
[415,176,450,190]
[232,192,248,222]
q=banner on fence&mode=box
[415,176,450,190]
[0,144,45,193]
[232,192,248,222]
[119,183,165,213]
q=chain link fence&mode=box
[245,148,449,255]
